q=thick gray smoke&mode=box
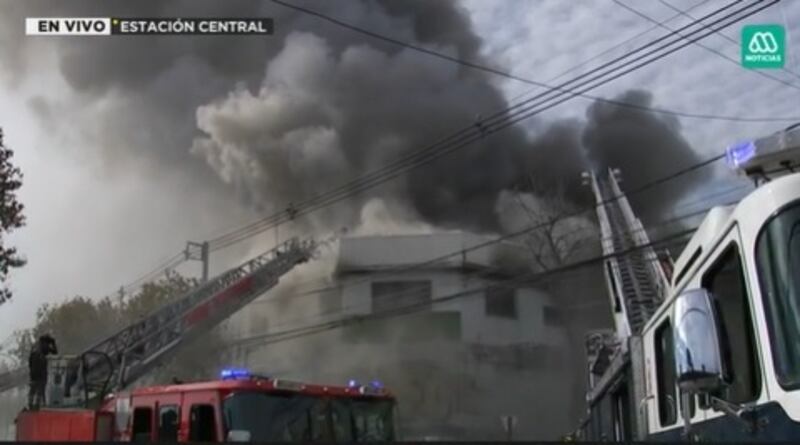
[0,1,711,440]
[0,1,702,234]
[583,90,705,224]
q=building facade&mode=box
[225,232,602,440]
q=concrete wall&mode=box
[337,233,526,273]
[336,269,567,347]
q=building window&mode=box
[543,306,562,326]
[371,281,432,313]
[485,286,517,319]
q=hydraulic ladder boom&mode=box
[588,169,671,338]
[0,237,316,395]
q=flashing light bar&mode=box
[725,123,800,179]
[220,367,250,380]
[347,379,360,388]
[725,141,757,169]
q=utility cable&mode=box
[208,1,771,251]
[658,0,800,81]
[613,0,800,90]
[271,0,797,122]
[228,227,697,349]
[242,195,739,334]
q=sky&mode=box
[0,0,799,347]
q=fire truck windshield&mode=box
[222,391,395,442]
[756,200,800,389]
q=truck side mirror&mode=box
[672,288,725,394]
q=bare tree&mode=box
[511,175,595,272]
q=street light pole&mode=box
[185,241,210,283]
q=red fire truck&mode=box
[0,238,396,441]
[16,369,397,442]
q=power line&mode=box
[270,0,797,123]
[242,151,744,315]
[121,252,186,291]
[658,0,800,81]
[247,0,769,242]
[244,197,738,338]
[198,0,711,247]
[208,1,772,251]
[247,189,736,340]
[236,152,755,330]
[89,250,188,311]
[228,227,697,349]
[500,0,713,130]
[612,0,800,91]
[207,14,744,250]
[534,0,714,86]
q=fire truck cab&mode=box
[574,123,800,441]
[16,369,397,442]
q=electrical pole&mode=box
[185,241,210,282]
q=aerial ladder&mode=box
[0,237,316,406]
[582,168,672,401]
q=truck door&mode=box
[691,229,768,439]
[183,390,222,442]
[643,312,704,439]
[611,381,631,441]
[156,394,182,443]
[131,404,154,442]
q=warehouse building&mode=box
[226,232,609,439]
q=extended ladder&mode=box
[582,168,674,419]
[588,169,671,338]
[0,237,316,395]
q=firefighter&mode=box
[27,333,58,410]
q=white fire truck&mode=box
[576,123,800,441]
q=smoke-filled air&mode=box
[0,0,703,233]
[0,0,711,440]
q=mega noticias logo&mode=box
[25,17,273,36]
[748,32,779,53]
[741,24,785,69]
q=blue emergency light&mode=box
[725,140,757,169]
[221,367,251,380]
[347,379,360,388]
[370,380,383,388]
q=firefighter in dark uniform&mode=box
[27,333,58,410]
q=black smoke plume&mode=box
[0,2,710,439]
[0,1,704,236]
[583,90,705,224]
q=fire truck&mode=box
[15,369,396,442]
[0,237,397,441]
[574,123,800,441]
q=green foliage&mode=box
[0,128,26,305]
[9,270,226,383]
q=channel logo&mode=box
[748,31,779,54]
[741,25,785,69]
